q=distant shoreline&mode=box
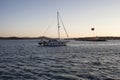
[73,36,120,41]
[0,36,120,40]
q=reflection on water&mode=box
[0,40,120,80]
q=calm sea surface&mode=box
[0,40,120,80]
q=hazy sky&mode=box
[0,0,120,38]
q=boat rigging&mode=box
[38,12,69,46]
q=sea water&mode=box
[0,40,120,80]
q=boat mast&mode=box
[59,16,69,38]
[57,12,60,39]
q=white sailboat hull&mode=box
[38,39,66,46]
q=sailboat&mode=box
[38,12,69,46]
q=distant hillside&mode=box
[0,36,52,40]
[0,36,120,40]
[74,36,120,41]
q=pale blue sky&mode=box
[0,0,120,38]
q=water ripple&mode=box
[0,40,120,80]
